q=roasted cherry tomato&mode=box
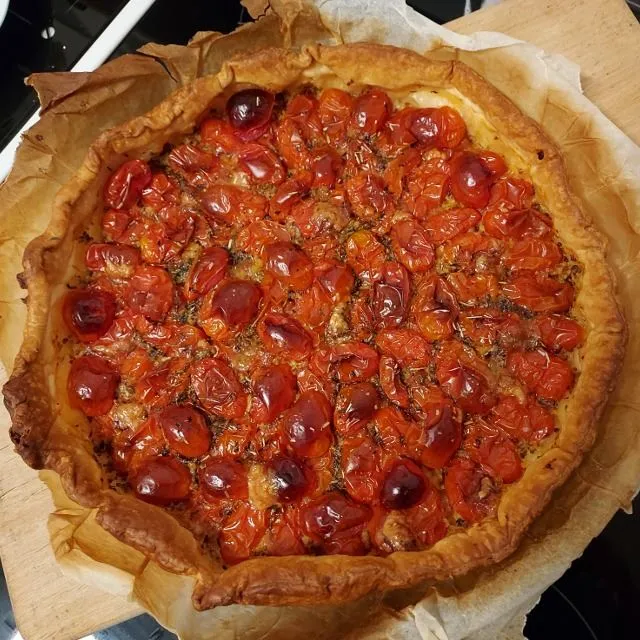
[390,219,435,272]
[372,262,410,329]
[317,88,354,144]
[345,172,392,221]
[503,238,561,272]
[507,349,574,402]
[199,117,242,153]
[157,405,211,458]
[334,382,381,435]
[251,364,297,424]
[379,356,409,408]
[235,219,291,257]
[126,266,174,321]
[218,503,267,565]
[375,327,431,368]
[259,313,313,359]
[200,184,267,226]
[503,275,574,313]
[311,146,343,189]
[331,342,380,383]
[283,390,333,458]
[63,289,116,342]
[345,230,386,282]
[275,117,311,170]
[419,404,463,469]
[300,492,371,555]
[424,207,481,244]
[381,459,426,510]
[286,93,323,143]
[68,354,119,417]
[226,88,275,140]
[270,457,315,502]
[447,272,498,305]
[104,159,152,210]
[271,173,312,214]
[167,144,217,179]
[349,88,392,135]
[265,241,314,290]
[199,458,248,501]
[183,247,228,301]
[238,143,286,185]
[483,208,551,239]
[341,436,383,504]
[85,243,140,278]
[135,358,189,409]
[409,106,466,149]
[533,315,584,352]
[192,357,247,420]
[450,151,501,209]
[130,455,192,505]
[444,457,498,523]
[490,395,555,443]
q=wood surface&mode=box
[0,0,638,638]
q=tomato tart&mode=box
[4,44,625,608]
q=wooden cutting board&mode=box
[0,0,638,638]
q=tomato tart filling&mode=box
[61,84,584,566]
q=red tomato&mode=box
[436,343,496,415]
[63,289,116,342]
[269,457,316,503]
[450,152,495,208]
[334,382,381,435]
[476,150,507,178]
[317,88,354,144]
[410,385,450,428]
[503,238,561,271]
[67,354,119,417]
[534,315,584,352]
[404,161,450,218]
[199,184,267,226]
[375,327,431,368]
[412,275,459,342]
[349,88,392,135]
[251,364,297,424]
[341,436,383,504]
[259,313,313,359]
[424,207,481,244]
[390,219,435,272]
[283,390,333,458]
[507,349,574,402]
[238,143,286,185]
[447,272,498,305]
[104,159,152,210]
[261,510,305,556]
[458,309,525,348]
[275,118,311,170]
[377,107,419,154]
[218,504,267,565]
[199,117,242,153]
[401,484,448,547]
[444,457,498,523]
[488,177,534,211]
[463,421,523,484]
[290,281,333,332]
[503,275,574,313]
[383,147,422,196]
[345,172,392,221]
[235,219,291,257]
[300,492,371,555]
[183,247,228,301]
[199,458,248,501]
[121,348,154,383]
[311,146,343,189]
[372,406,421,460]
[85,243,140,277]
[157,405,211,458]
[373,262,410,329]
[289,199,350,239]
[112,419,164,474]
[490,395,555,443]
[409,106,466,149]
[380,458,427,511]
[130,456,192,505]
[168,144,217,178]
[135,358,189,409]
[226,88,275,140]
[345,230,386,282]
[141,172,179,211]
[417,308,454,342]
[286,93,323,143]
[271,173,312,214]
[102,209,130,241]
[483,208,552,239]
[126,266,174,321]
[192,357,247,420]
[264,241,314,290]
[379,356,409,408]
[419,405,463,469]
[440,232,502,270]
[331,342,380,383]
[315,260,355,302]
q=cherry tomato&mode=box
[490,395,555,443]
[372,406,422,460]
[376,107,419,154]
[507,349,574,402]
[409,106,466,149]
[350,294,375,342]
[271,173,312,214]
[270,457,315,502]
[503,275,574,313]
[238,143,286,185]
[199,117,242,153]
[458,309,525,348]
[381,459,426,510]
[349,88,392,135]
[311,146,343,189]
[424,207,481,244]
[417,308,454,342]
[67,354,119,417]
[372,262,410,329]
[331,342,380,383]
[436,343,496,415]
[121,348,154,382]
[317,88,354,144]
[335,382,381,435]
[218,503,267,565]
[102,209,130,242]
[463,420,523,483]
[85,243,140,278]
[286,93,323,143]
[315,260,355,302]
[200,184,267,226]
[167,144,217,178]
[226,88,275,140]
[275,118,311,170]
[251,364,297,424]
[157,405,211,458]
[135,358,189,409]
[289,199,350,239]
[400,485,448,547]
[235,219,291,257]
[446,272,498,305]
[192,357,247,420]
[483,208,552,239]
[444,457,498,523]
[126,266,174,321]
[345,173,392,221]
[259,313,313,359]
[265,241,314,290]
[503,238,561,271]
[198,279,262,339]
[379,356,409,407]
[450,152,495,208]
[488,177,535,211]
[199,458,248,501]
[410,385,450,427]
[63,289,116,342]
[130,456,192,505]
[141,172,179,211]
[390,219,435,272]
[345,230,386,282]
[375,327,431,368]
[534,315,584,352]
[261,510,305,556]
[104,159,152,210]
[440,232,503,271]
[300,492,371,555]
[183,247,228,301]
[341,436,383,504]
[383,147,422,196]
[419,404,463,469]
[283,390,333,458]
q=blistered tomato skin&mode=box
[71,84,583,561]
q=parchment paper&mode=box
[1,1,639,638]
